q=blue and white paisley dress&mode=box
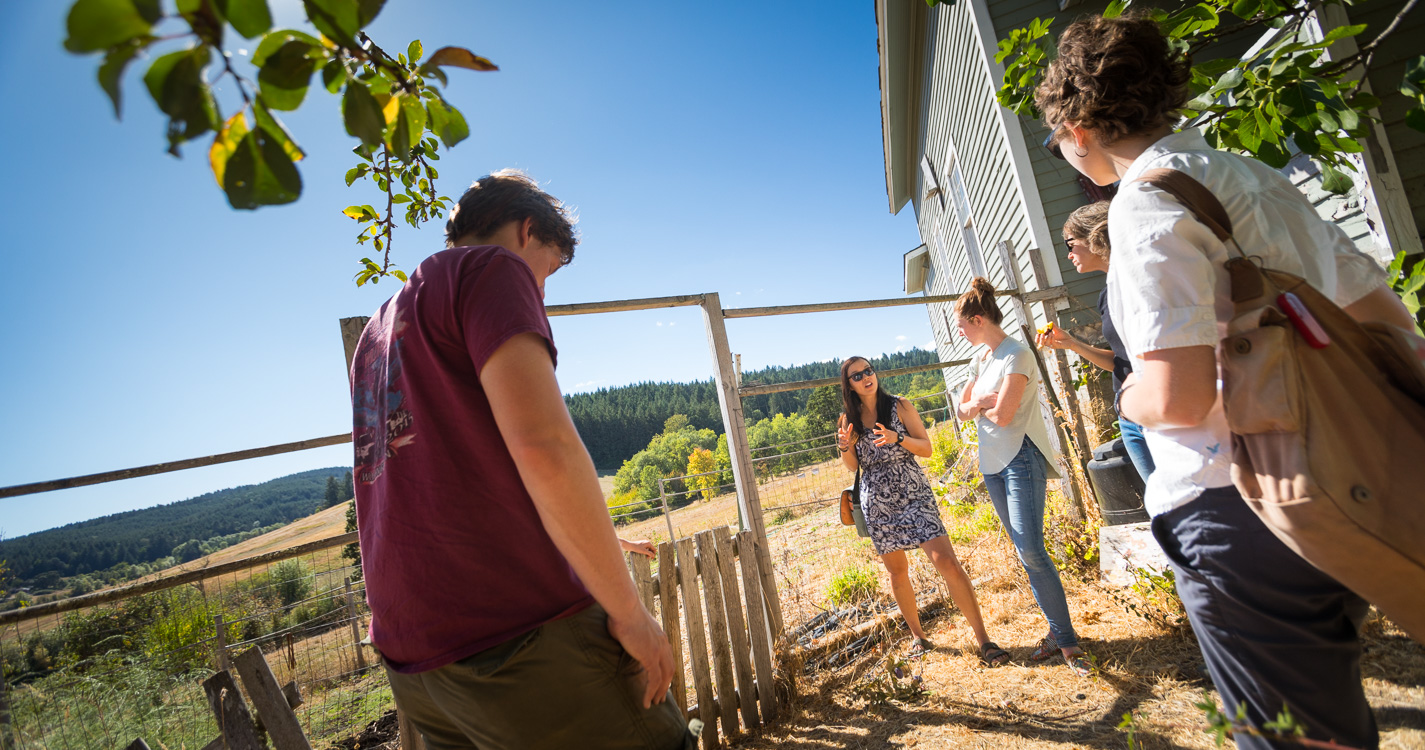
[855,401,948,555]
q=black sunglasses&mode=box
[849,367,875,383]
[1043,124,1066,160]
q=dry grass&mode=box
[728,500,1425,750]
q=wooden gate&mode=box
[627,527,783,749]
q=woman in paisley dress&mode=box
[837,356,1009,664]
[954,278,1089,676]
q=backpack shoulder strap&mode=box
[1134,167,1233,242]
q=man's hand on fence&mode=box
[607,607,676,708]
[620,538,656,558]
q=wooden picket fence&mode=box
[626,526,783,749]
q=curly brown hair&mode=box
[1063,200,1112,260]
[1035,14,1190,146]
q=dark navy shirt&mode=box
[1098,288,1134,394]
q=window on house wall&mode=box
[919,154,953,293]
[946,155,989,280]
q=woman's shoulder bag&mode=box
[1136,167,1425,643]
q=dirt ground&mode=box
[728,501,1425,750]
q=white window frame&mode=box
[945,151,989,279]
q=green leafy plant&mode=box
[1119,710,1144,749]
[1386,248,1425,333]
[923,424,963,477]
[1108,565,1189,633]
[64,0,496,285]
[1195,697,1333,747]
[826,564,879,606]
[995,0,1425,195]
[853,653,929,705]
[1069,357,1109,390]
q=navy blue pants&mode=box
[1151,486,1377,750]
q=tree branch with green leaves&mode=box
[65,0,496,285]
[994,0,1424,196]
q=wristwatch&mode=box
[895,432,904,445]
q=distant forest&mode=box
[0,468,349,587]
[566,348,941,468]
[1,349,943,589]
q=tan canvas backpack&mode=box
[1136,168,1425,643]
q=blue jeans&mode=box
[1117,417,1155,480]
[982,436,1078,649]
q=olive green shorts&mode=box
[383,603,696,750]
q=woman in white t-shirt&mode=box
[1035,13,1413,749]
[953,278,1088,677]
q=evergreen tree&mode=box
[342,501,363,582]
[324,476,341,509]
[340,471,355,501]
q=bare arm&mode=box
[482,332,672,708]
[836,414,859,472]
[1117,345,1218,429]
[893,398,933,458]
[955,375,982,421]
[1344,283,1417,332]
[981,373,1028,428]
[1036,327,1116,371]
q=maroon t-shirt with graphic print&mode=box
[350,245,592,673]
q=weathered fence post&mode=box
[0,655,12,750]
[657,542,687,714]
[695,531,739,736]
[233,647,311,750]
[676,537,719,749]
[995,240,1089,522]
[734,530,777,722]
[343,577,368,673]
[700,293,782,634]
[657,477,676,543]
[712,527,759,730]
[201,670,264,750]
[214,614,232,672]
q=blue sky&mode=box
[0,0,933,538]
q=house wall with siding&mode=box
[1353,0,1425,252]
[910,0,1088,390]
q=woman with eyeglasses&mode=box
[1034,201,1153,480]
[1037,13,1413,747]
[953,277,1089,676]
[836,356,1007,664]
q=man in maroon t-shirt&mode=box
[351,170,692,749]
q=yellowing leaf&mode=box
[209,111,250,188]
[422,46,498,72]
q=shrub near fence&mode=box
[0,541,385,750]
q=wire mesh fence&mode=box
[609,393,957,639]
[0,394,958,749]
[0,542,386,750]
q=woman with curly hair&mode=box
[836,356,1008,665]
[1037,13,1413,748]
[1035,200,1153,479]
[954,278,1090,676]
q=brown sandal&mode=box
[979,641,1011,667]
